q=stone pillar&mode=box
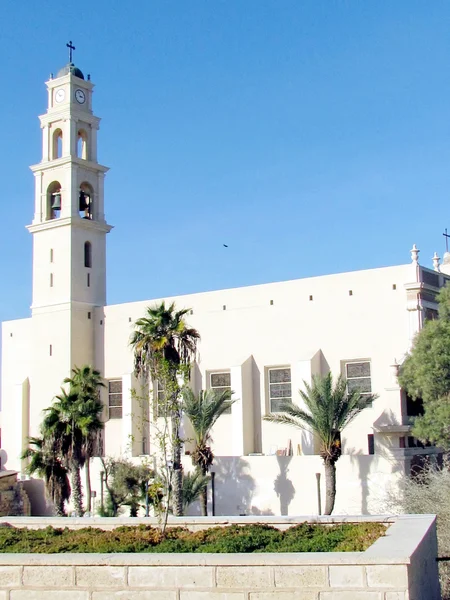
[230,356,254,456]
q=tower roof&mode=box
[56,62,84,80]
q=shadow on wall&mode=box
[274,456,295,516]
[213,458,258,516]
[22,479,55,516]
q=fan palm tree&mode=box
[182,470,210,513]
[130,301,200,516]
[264,372,376,515]
[21,436,71,516]
[64,365,105,513]
[42,382,103,516]
[182,388,235,515]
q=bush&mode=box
[391,457,449,599]
[0,522,385,554]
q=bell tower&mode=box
[26,45,112,433]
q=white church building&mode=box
[1,58,446,516]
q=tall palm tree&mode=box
[182,470,210,514]
[264,373,376,515]
[64,365,105,513]
[182,388,235,515]
[130,301,200,516]
[21,436,71,516]
[42,389,85,515]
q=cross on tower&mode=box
[443,228,450,253]
[66,41,76,63]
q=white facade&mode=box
[0,62,446,515]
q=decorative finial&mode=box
[433,252,441,272]
[390,359,400,384]
[410,244,420,265]
[66,40,76,63]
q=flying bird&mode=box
[223,244,228,248]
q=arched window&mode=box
[47,181,62,220]
[52,129,63,160]
[77,129,88,160]
[84,242,92,268]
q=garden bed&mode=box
[0,521,386,553]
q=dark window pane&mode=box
[109,380,122,394]
[346,362,370,378]
[270,397,291,413]
[347,378,372,394]
[270,383,292,398]
[211,373,231,388]
[269,368,291,383]
[109,406,122,419]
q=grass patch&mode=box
[0,522,386,553]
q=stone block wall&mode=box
[0,515,440,600]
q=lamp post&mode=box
[100,471,104,514]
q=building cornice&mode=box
[26,216,113,234]
[30,156,109,174]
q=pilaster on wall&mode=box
[291,350,323,455]
[230,356,255,456]
[121,373,147,458]
[6,379,30,474]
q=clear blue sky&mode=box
[1,1,450,323]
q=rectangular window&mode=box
[345,361,372,400]
[50,273,53,287]
[368,434,374,455]
[154,380,166,418]
[87,273,90,287]
[108,379,122,419]
[50,248,54,263]
[210,372,232,414]
[268,367,291,413]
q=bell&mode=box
[51,192,61,211]
[79,190,92,211]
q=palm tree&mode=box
[264,373,376,515]
[21,436,71,516]
[182,388,235,515]
[64,365,105,513]
[42,389,85,515]
[182,471,210,513]
[130,301,200,516]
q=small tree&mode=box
[182,471,210,513]
[182,388,235,515]
[399,285,450,449]
[100,457,153,516]
[264,373,376,514]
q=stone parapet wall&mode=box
[0,515,440,600]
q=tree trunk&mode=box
[85,458,92,514]
[200,466,208,516]
[171,414,183,517]
[323,458,336,515]
[71,461,84,516]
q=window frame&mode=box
[344,360,373,401]
[209,371,232,415]
[108,379,123,419]
[268,366,292,413]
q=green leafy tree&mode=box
[130,301,200,516]
[182,388,235,515]
[64,365,105,513]
[21,436,71,516]
[182,470,210,513]
[264,373,376,515]
[100,457,153,516]
[399,285,450,448]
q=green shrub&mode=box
[0,522,385,554]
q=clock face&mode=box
[55,88,65,103]
[75,89,86,104]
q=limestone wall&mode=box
[0,515,440,600]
